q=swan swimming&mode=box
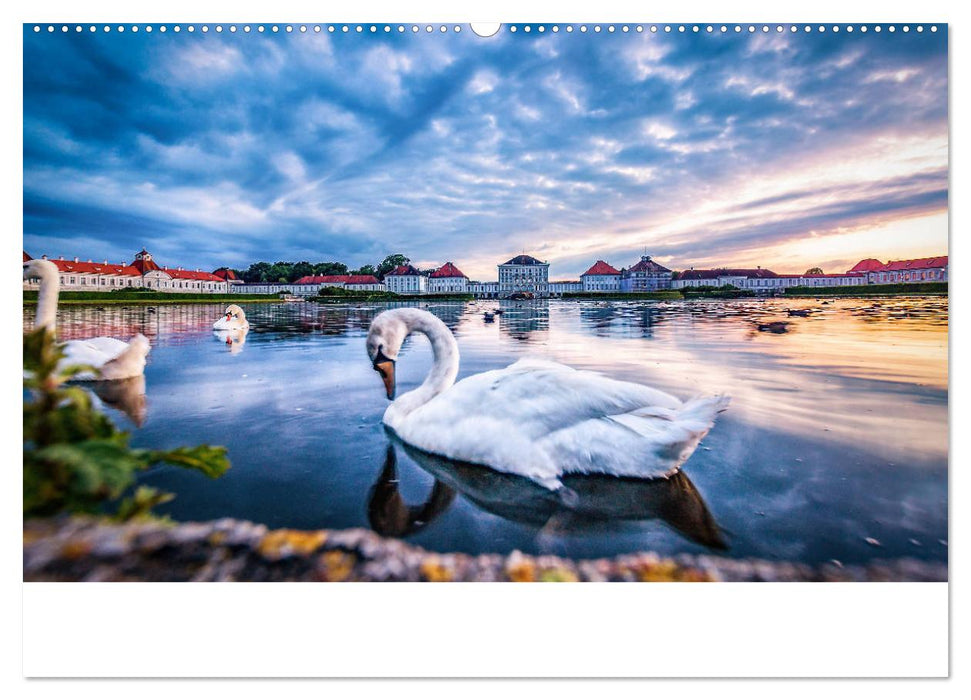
[365,308,729,490]
[213,304,249,331]
[23,259,150,381]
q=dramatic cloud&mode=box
[23,25,948,279]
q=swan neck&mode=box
[387,311,459,421]
[413,313,459,398]
[34,267,59,332]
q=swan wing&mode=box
[59,335,150,381]
[393,358,729,487]
[79,337,131,358]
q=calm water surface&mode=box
[28,297,948,565]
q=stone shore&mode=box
[23,516,947,582]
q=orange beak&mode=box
[372,348,396,400]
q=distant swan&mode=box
[23,259,150,381]
[213,304,249,331]
[365,308,729,490]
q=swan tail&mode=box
[674,394,731,431]
[99,334,151,381]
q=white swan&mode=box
[23,259,150,381]
[213,304,249,331]
[366,308,729,490]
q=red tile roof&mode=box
[49,258,141,276]
[162,267,225,282]
[130,254,161,273]
[430,262,467,279]
[386,264,423,276]
[212,268,239,281]
[293,274,382,285]
[23,251,32,262]
[882,256,948,271]
[847,258,885,273]
[581,260,620,276]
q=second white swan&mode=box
[24,259,150,381]
[366,308,729,490]
[213,304,249,331]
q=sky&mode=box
[23,24,948,280]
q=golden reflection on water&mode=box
[501,297,949,464]
[25,296,947,465]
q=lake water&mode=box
[26,297,948,566]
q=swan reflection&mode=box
[370,439,727,551]
[213,328,248,354]
[367,445,456,537]
[90,375,147,427]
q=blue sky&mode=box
[23,24,948,279]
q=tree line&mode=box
[232,254,415,284]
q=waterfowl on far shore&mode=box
[786,309,812,317]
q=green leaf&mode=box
[139,445,231,478]
[114,486,175,522]
[23,325,231,520]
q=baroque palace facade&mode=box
[24,247,948,298]
[23,249,233,293]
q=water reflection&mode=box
[90,375,147,427]
[367,445,456,537]
[381,439,728,550]
[26,295,947,564]
[213,328,248,354]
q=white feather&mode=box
[368,309,729,490]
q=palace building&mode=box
[620,255,673,292]
[23,248,232,293]
[498,254,550,297]
[427,262,469,294]
[383,264,427,295]
[581,260,621,293]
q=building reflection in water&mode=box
[496,300,550,342]
[368,439,727,551]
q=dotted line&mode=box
[30,24,940,35]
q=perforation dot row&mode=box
[508,24,938,34]
[31,24,940,35]
[31,24,466,34]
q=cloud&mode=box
[22,26,948,279]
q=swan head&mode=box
[366,312,408,400]
[23,258,57,281]
[224,304,246,321]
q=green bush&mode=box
[23,290,275,304]
[22,328,230,520]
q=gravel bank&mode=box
[23,517,947,582]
